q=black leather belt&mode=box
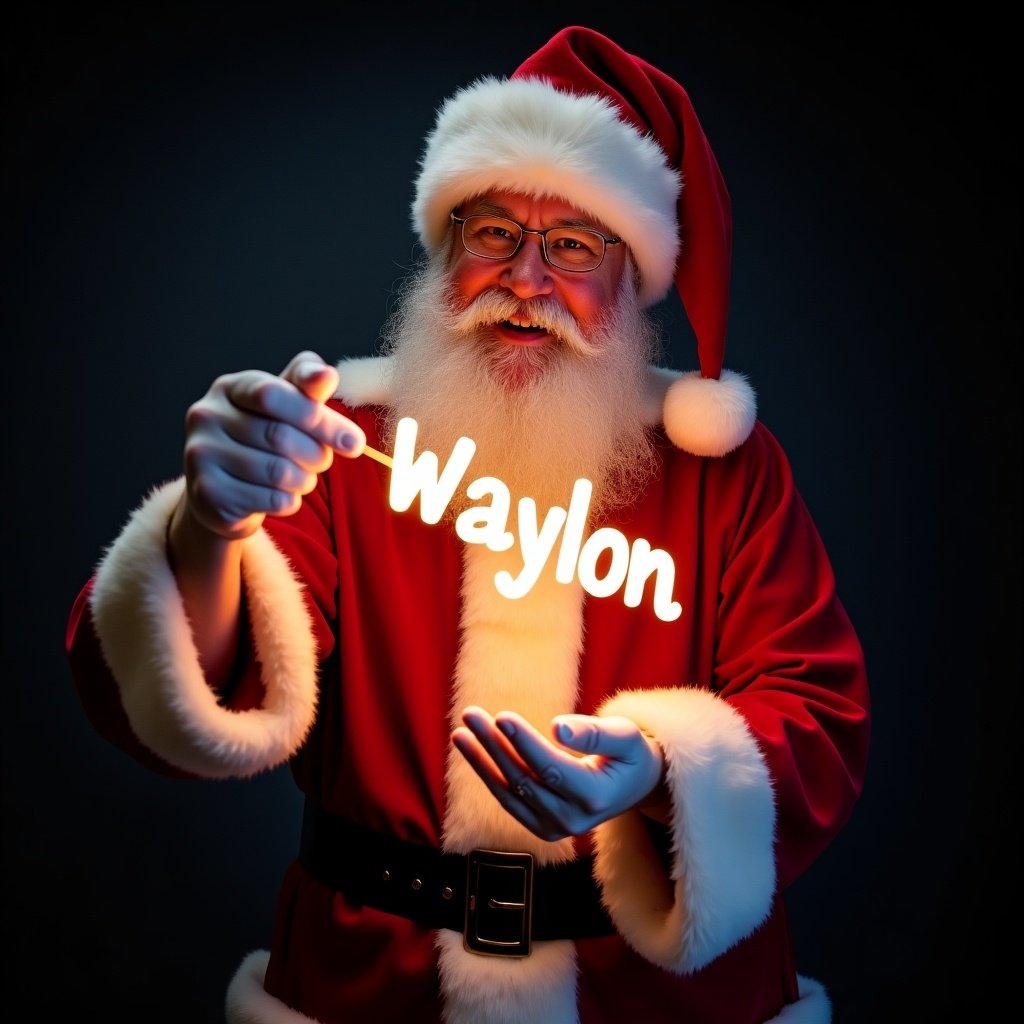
[299,799,616,957]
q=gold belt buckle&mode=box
[463,849,534,957]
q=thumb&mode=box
[281,350,339,404]
[297,358,340,405]
[553,715,642,759]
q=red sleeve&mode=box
[63,402,374,777]
[65,579,193,777]
[716,425,870,887]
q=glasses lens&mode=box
[458,215,607,271]
[461,216,522,258]
[545,228,606,271]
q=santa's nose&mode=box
[499,236,554,299]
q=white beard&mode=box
[380,255,661,524]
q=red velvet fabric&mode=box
[66,402,869,1022]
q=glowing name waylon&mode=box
[366,417,682,623]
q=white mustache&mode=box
[444,290,596,356]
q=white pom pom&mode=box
[662,369,757,457]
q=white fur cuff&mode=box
[593,686,776,973]
[767,975,831,1023]
[226,951,324,1023]
[89,478,319,778]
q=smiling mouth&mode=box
[501,317,548,333]
[495,317,556,347]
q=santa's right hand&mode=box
[181,350,365,539]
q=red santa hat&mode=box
[411,25,756,457]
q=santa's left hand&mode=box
[452,705,665,841]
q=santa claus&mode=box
[66,24,869,1024]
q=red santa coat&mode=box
[66,359,869,1024]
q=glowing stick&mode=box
[360,444,393,468]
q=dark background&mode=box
[3,2,1019,1021]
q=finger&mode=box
[552,716,665,819]
[459,707,581,818]
[451,726,547,833]
[216,412,336,475]
[459,707,533,786]
[281,352,339,404]
[186,399,333,488]
[490,712,595,802]
[551,714,649,760]
[189,463,307,523]
[222,369,365,457]
[287,359,365,457]
[278,354,366,457]
[451,725,512,790]
[208,443,321,498]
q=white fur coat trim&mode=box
[226,951,322,1024]
[224,951,829,1024]
[437,544,585,1024]
[334,354,756,456]
[593,687,777,974]
[89,477,318,778]
[436,929,579,1024]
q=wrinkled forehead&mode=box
[455,189,618,233]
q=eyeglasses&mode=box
[450,211,621,273]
